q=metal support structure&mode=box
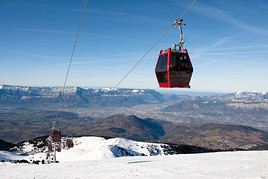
[173,18,185,52]
[46,121,62,163]
[53,143,56,163]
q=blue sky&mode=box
[0,0,268,92]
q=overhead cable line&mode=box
[62,0,88,96]
[53,0,88,127]
[180,0,197,18]
[114,26,172,88]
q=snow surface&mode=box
[0,137,166,162]
[1,137,268,178]
[56,137,115,161]
[19,142,35,153]
[0,151,267,179]
[30,137,165,162]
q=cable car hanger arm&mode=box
[173,18,185,52]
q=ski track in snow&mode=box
[0,151,268,179]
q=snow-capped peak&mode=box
[132,89,144,93]
[100,88,117,92]
[235,91,242,95]
[233,91,268,102]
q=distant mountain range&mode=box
[0,85,166,107]
[1,85,268,108]
[162,91,268,131]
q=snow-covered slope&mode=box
[0,151,267,179]
[1,136,167,162]
[1,137,268,178]
[56,137,165,162]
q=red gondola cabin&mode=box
[155,48,193,88]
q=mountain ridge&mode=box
[0,85,165,107]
